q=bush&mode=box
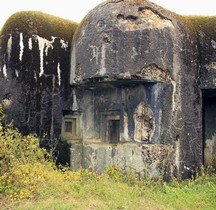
[0,105,50,199]
[0,105,48,176]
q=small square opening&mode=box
[108,120,120,144]
[62,111,81,142]
[100,110,121,144]
[63,118,77,137]
[65,121,72,133]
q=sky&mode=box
[0,0,215,30]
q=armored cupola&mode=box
[70,0,179,86]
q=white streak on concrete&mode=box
[28,38,33,50]
[89,45,99,64]
[34,72,37,81]
[44,36,54,56]
[19,33,24,62]
[171,80,176,112]
[32,35,68,77]
[99,44,106,75]
[60,39,68,49]
[57,62,61,86]
[15,69,19,78]
[131,47,138,59]
[72,89,78,111]
[34,35,54,77]
[7,34,12,61]
[3,64,7,78]
[70,45,76,84]
[175,136,180,175]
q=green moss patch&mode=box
[1,11,78,41]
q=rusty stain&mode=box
[116,9,174,31]
[133,64,172,83]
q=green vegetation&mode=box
[0,11,78,43]
[0,104,216,210]
[177,15,216,43]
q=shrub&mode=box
[0,105,48,176]
[0,104,49,199]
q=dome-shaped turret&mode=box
[70,0,179,85]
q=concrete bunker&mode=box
[65,0,181,178]
[64,0,216,178]
[0,0,216,179]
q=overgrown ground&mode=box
[0,105,216,210]
[1,167,216,210]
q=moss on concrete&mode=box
[187,16,216,40]
[170,14,216,43]
[1,11,78,40]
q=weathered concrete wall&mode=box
[76,82,177,178]
[181,17,216,169]
[76,83,173,145]
[0,12,78,158]
[189,17,216,88]
[70,0,203,178]
[83,143,175,179]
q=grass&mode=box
[0,168,216,210]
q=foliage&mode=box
[0,107,47,173]
[0,104,98,202]
[0,105,49,198]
